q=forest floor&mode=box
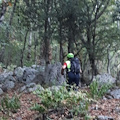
[0,84,120,120]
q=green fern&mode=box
[32,85,91,117]
[0,94,21,114]
[90,81,112,99]
[31,103,46,113]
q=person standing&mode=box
[61,53,82,90]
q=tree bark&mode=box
[59,21,63,63]
[34,33,37,64]
[43,0,51,65]
[107,48,111,74]
[27,31,32,61]
[20,30,28,67]
[6,0,17,37]
[0,1,7,24]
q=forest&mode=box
[0,0,120,120]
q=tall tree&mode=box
[77,0,111,77]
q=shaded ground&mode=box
[0,85,120,120]
[89,99,120,120]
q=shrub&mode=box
[90,80,112,99]
[0,94,21,114]
[0,117,7,120]
[31,85,92,119]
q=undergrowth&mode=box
[31,85,93,119]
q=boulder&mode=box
[14,67,26,80]
[44,62,66,86]
[19,83,44,93]
[22,68,38,83]
[109,89,120,99]
[0,71,13,84]
[93,73,116,85]
[0,88,3,95]
[2,81,15,90]
[31,65,45,72]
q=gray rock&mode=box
[26,83,36,88]
[32,72,45,85]
[3,81,15,90]
[19,86,26,92]
[14,67,26,78]
[0,84,2,88]
[22,68,38,83]
[31,65,45,72]
[4,75,16,82]
[15,117,22,120]
[44,62,66,86]
[97,115,113,120]
[93,73,116,85]
[47,85,63,92]
[110,89,120,99]
[27,87,38,93]
[115,107,120,113]
[19,83,44,93]
[0,88,3,95]
[0,72,13,84]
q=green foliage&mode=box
[71,99,89,116]
[0,94,21,114]
[0,117,7,120]
[90,81,112,99]
[31,103,46,113]
[7,64,17,71]
[24,60,33,67]
[84,114,93,120]
[0,0,119,78]
[32,85,92,118]
[89,81,99,98]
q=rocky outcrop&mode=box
[93,73,116,85]
[44,62,66,86]
[0,62,66,95]
[109,88,120,99]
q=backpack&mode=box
[70,57,81,74]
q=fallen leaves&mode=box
[0,87,120,120]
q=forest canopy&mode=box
[0,0,120,76]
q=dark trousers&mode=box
[67,72,80,87]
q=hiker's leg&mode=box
[74,74,80,87]
[67,72,74,91]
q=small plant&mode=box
[32,85,91,118]
[0,94,21,114]
[7,64,17,71]
[90,80,112,99]
[71,99,89,116]
[84,114,93,120]
[89,80,99,98]
[0,117,7,120]
[98,83,112,98]
[31,103,46,113]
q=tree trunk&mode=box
[27,31,32,61]
[107,48,111,74]
[20,30,28,67]
[0,1,7,24]
[6,0,17,37]
[34,33,37,64]
[68,27,74,53]
[0,1,9,65]
[59,21,63,63]
[43,0,51,65]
